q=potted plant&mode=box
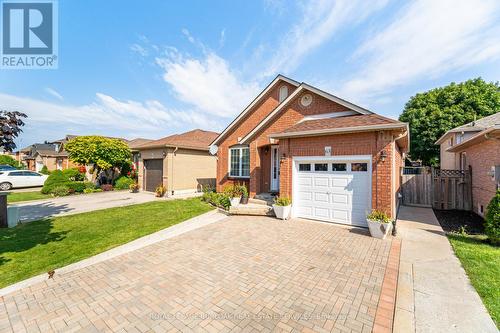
[155,184,166,197]
[129,182,139,193]
[239,184,249,204]
[366,209,393,239]
[223,184,241,207]
[273,197,292,220]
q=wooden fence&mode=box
[401,167,472,210]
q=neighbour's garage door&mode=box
[294,158,371,227]
[144,159,163,192]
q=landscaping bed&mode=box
[433,209,485,234]
[0,197,212,288]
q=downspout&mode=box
[171,146,178,196]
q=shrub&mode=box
[40,165,50,175]
[51,185,70,197]
[485,190,500,245]
[114,176,134,190]
[274,197,291,206]
[0,155,22,168]
[62,168,84,181]
[223,184,244,198]
[202,191,230,210]
[155,184,166,197]
[84,181,95,189]
[65,182,86,193]
[367,209,391,223]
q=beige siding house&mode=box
[135,129,218,195]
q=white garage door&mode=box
[294,158,371,227]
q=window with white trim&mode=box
[279,86,288,102]
[229,146,250,177]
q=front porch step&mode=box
[229,203,275,216]
[248,198,273,206]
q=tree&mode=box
[0,110,27,152]
[0,154,23,168]
[399,78,500,165]
[64,136,131,183]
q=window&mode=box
[314,163,328,171]
[9,171,24,176]
[351,163,368,172]
[299,163,311,171]
[25,172,41,176]
[460,152,467,170]
[279,86,288,102]
[229,146,250,177]
[450,137,454,146]
[331,163,346,171]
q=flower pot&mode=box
[230,197,241,207]
[240,195,249,204]
[273,204,291,220]
[367,219,392,239]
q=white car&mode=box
[0,170,49,190]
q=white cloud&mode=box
[156,51,260,118]
[130,43,149,57]
[262,0,389,77]
[45,87,63,100]
[340,0,500,100]
[0,93,221,142]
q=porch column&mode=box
[249,141,260,197]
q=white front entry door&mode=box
[270,146,280,192]
[294,157,371,227]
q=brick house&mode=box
[436,112,500,216]
[135,129,218,195]
[210,75,409,226]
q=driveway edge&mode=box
[373,238,401,333]
[0,209,227,297]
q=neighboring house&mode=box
[128,138,153,169]
[22,143,74,171]
[436,112,500,216]
[135,129,218,195]
[210,75,409,226]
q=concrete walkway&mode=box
[394,206,497,333]
[12,191,159,222]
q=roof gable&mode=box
[435,111,500,144]
[240,83,372,144]
[210,75,300,146]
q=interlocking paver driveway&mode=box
[0,216,392,333]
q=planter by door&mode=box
[273,204,291,220]
[230,197,241,207]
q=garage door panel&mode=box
[314,207,329,218]
[298,191,312,201]
[332,209,349,221]
[314,177,329,187]
[331,178,349,187]
[298,176,313,186]
[332,194,348,204]
[314,192,329,202]
[297,206,313,216]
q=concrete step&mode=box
[229,203,275,216]
[248,198,273,206]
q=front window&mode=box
[229,146,250,177]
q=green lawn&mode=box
[0,198,213,288]
[448,233,500,327]
[6,191,50,203]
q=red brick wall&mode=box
[216,80,297,192]
[462,139,500,216]
[278,131,396,218]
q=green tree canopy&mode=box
[65,136,131,172]
[399,78,500,165]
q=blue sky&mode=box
[1,0,500,149]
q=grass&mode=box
[448,233,500,328]
[6,191,50,203]
[0,198,213,288]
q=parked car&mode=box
[0,164,17,171]
[0,171,48,190]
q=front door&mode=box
[270,146,280,192]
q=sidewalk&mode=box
[394,206,497,333]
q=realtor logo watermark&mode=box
[1,0,58,69]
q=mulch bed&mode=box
[433,209,485,234]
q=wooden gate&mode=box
[401,167,432,207]
[432,168,472,210]
[400,167,472,210]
